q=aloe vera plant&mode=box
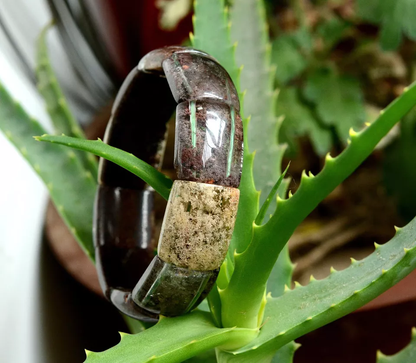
[1,0,416,362]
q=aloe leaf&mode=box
[266,244,294,298]
[216,346,276,362]
[231,219,416,354]
[229,120,260,256]
[191,0,240,86]
[377,328,416,362]
[383,109,416,222]
[222,81,416,329]
[84,311,258,363]
[255,163,290,226]
[185,349,217,362]
[271,343,299,363]
[36,24,98,178]
[230,0,286,208]
[36,135,173,200]
[216,341,299,363]
[0,83,96,260]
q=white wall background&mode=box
[0,1,120,361]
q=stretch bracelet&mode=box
[94,46,243,321]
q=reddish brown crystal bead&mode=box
[163,51,240,111]
[95,46,243,320]
[174,100,243,187]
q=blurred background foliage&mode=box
[262,0,416,227]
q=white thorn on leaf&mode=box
[349,127,357,137]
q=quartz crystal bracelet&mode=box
[94,46,243,321]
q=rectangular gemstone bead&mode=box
[157,180,239,270]
[162,51,240,110]
[132,256,218,316]
[174,100,243,187]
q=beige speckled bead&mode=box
[158,180,240,270]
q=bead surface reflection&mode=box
[175,100,243,187]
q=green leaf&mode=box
[277,87,332,156]
[84,311,258,363]
[255,163,290,226]
[36,135,173,201]
[303,67,366,144]
[221,80,416,329]
[357,0,416,50]
[192,0,240,86]
[233,218,416,354]
[0,83,96,260]
[266,244,294,298]
[185,349,217,362]
[36,23,98,178]
[317,17,349,49]
[383,108,416,222]
[272,35,307,85]
[271,343,299,363]
[216,340,298,363]
[230,0,286,209]
[216,346,276,362]
[377,328,416,362]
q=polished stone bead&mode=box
[138,46,214,75]
[163,51,240,110]
[94,185,160,321]
[132,256,218,316]
[99,68,175,189]
[158,180,239,270]
[174,100,243,187]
